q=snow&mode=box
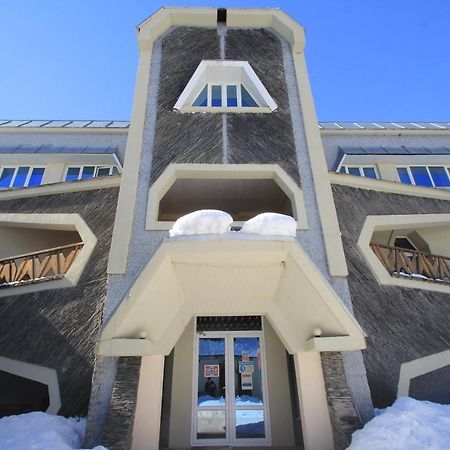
[169,210,233,237]
[0,412,107,450]
[347,397,450,450]
[240,213,297,237]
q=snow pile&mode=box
[241,213,297,236]
[169,210,233,237]
[0,412,107,450]
[347,397,450,450]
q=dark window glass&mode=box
[397,167,412,184]
[241,85,258,107]
[193,85,208,107]
[28,168,45,187]
[363,167,377,179]
[211,85,222,107]
[12,166,30,187]
[65,167,80,181]
[227,85,238,107]
[429,166,450,187]
[81,166,95,179]
[0,168,15,188]
[96,167,111,177]
[112,166,119,175]
[410,166,433,187]
[339,166,346,174]
[394,237,417,251]
[347,167,361,176]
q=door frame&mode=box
[191,322,271,447]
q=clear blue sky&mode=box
[0,1,449,121]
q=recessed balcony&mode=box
[370,243,450,285]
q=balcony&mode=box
[370,243,450,285]
[0,242,84,288]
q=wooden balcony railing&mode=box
[0,242,84,288]
[370,243,450,285]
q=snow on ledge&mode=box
[169,210,233,237]
[347,397,450,450]
[241,213,297,237]
[0,411,106,450]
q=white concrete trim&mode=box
[146,163,308,231]
[174,60,277,112]
[0,175,120,201]
[358,214,450,294]
[0,213,97,297]
[0,356,61,414]
[131,355,165,450]
[398,350,450,398]
[294,352,334,450]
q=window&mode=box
[396,166,450,188]
[0,166,45,189]
[174,60,277,113]
[64,165,119,182]
[339,165,379,179]
[192,84,259,108]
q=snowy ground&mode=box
[347,397,450,450]
[0,412,107,450]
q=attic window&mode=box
[192,84,259,108]
[174,60,277,113]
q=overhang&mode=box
[98,236,365,356]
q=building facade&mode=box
[0,7,450,450]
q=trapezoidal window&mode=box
[158,178,293,223]
[174,60,277,113]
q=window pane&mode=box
[347,167,361,176]
[227,85,238,107]
[363,167,377,179]
[241,85,258,107]
[397,167,412,184]
[12,166,30,188]
[429,166,450,187]
[198,338,225,407]
[96,167,111,177]
[211,85,222,107]
[339,166,347,174]
[81,166,95,179]
[0,168,15,188]
[28,168,45,187]
[394,237,417,251]
[193,85,208,107]
[197,410,226,440]
[111,166,119,175]
[236,410,265,439]
[65,167,80,181]
[410,166,433,187]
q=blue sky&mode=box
[0,1,449,121]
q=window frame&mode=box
[63,165,119,182]
[0,165,46,189]
[338,165,379,179]
[192,83,259,109]
[396,165,450,189]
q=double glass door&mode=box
[192,331,270,446]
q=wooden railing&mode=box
[370,243,450,284]
[0,242,84,288]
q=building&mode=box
[0,7,450,450]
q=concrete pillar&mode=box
[131,355,165,450]
[293,352,334,450]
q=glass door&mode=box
[192,331,270,446]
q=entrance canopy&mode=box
[98,236,365,356]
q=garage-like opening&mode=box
[158,178,293,222]
[0,370,50,417]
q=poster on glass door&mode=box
[241,373,253,390]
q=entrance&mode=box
[192,323,270,447]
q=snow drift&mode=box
[0,412,107,450]
[347,397,450,450]
[241,213,297,236]
[169,210,233,237]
